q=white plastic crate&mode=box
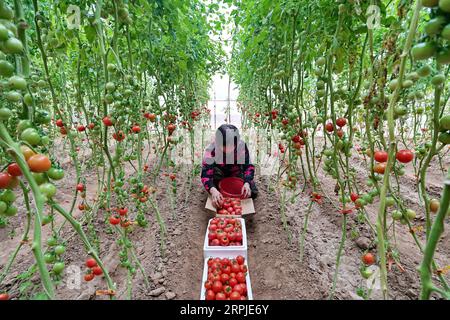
[203,218,248,259]
[199,256,254,300]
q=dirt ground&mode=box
[0,140,449,300]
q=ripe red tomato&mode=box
[204,280,213,290]
[132,125,141,133]
[118,208,128,216]
[102,117,113,126]
[221,273,230,283]
[206,289,215,300]
[167,123,176,134]
[236,255,245,265]
[88,123,95,129]
[362,253,376,265]
[208,231,217,241]
[55,119,64,127]
[0,293,10,300]
[336,117,347,127]
[230,291,241,300]
[231,263,241,273]
[227,232,236,242]
[220,235,230,246]
[212,280,223,293]
[76,183,85,192]
[84,273,95,282]
[396,149,414,163]
[209,224,218,232]
[109,216,120,225]
[336,129,344,138]
[7,163,22,176]
[77,125,86,132]
[27,154,51,173]
[86,258,97,268]
[229,278,238,287]
[325,122,334,132]
[215,292,226,300]
[374,162,387,174]
[92,266,103,276]
[210,239,220,246]
[0,172,12,189]
[374,151,388,163]
[233,284,244,295]
[350,193,359,202]
[236,272,246,283]
[221,265,231,275]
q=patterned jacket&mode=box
[201,141,255,192]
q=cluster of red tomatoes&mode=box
[325,117,347,138]
[83,258,103,282]
[208,218,243,247]
[109,207,133,228]
[204,256,249,300]
[216,197,242,216]
[373,149,414,174]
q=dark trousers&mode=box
[213,167,258,199]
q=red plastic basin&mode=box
[219,177,244,199]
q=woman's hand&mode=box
[241,182,251,199]
[210,187,223,208]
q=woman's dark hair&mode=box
[215,124,240,149]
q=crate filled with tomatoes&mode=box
[216,197,243,217]
[200,255,253,300]
[204,217,247,258]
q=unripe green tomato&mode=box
[397,168,406,176]
[23,93,33,106]
[411,42,436,60]
[360,267,374,279]
[32,172,47,185]
[41,214,53,225]
[436,47,450,65]
[0,201,7,215]
[0,60,14,77]
[440,115,450,131]
[39,183,57,198]
[47,168,64,180]
[431,74,445,86]
[442,24,450,40]
[52,262,65,274]
[438,132,450,145]
[417,64,432,77]
[105,82,115,92]
[5,91,22,102]
[405,209,416,220]
[44,252,55,264]
[40,136,50,146]
[389,79,398,91]
[369,189,379,197]
[355,198,366,208]
[362,194,373,204]
[402,80,413,88]
[0,107,12,120]
[415,107,424,114]
[20,128,41,145]
[17,119,32,132]
[392,210,403,221]
[385,196,395,207]
[3,37,24,54]
[54,245,66,255]
[0,189,16,203]
[424,16,446,35]
[47,237,58,247]
[3,205,17,217]
[8,75,27,91]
